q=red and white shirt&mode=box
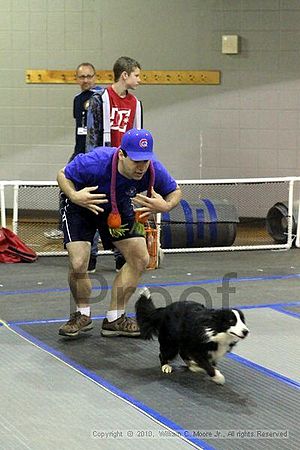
[107,86,137,147]
[86,86,143,151]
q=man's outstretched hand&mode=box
[70,186,108,215]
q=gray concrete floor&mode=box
[1,249,300,450]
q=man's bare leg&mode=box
[101,237,149,336]
[110,237,149,311]
[59,241,93,336]
[67,241,92,308]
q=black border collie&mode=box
[135,288,249,385]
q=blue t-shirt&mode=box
[64,147,177,221]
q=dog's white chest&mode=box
[209,342,230,362]
[209,333,235,362]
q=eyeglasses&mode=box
[77,74,95,80]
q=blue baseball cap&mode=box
[120,128,156,161]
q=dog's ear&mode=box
[139,286,151,299]
[212,309,230,325]
[236,309,246,324]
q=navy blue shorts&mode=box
[62,200,144,250]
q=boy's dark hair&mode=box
[113,56,141,82]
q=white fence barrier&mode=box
[1,178,300,256]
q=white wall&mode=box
[1,0,300,185]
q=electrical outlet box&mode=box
[222,35,239,54]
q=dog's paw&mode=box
[211,369,225,385]
[187,361,205,373]
[161,364,173,374]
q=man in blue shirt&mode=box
[57,128,182,338]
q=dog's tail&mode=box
[135,287,165,340]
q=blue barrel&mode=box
[161,198,238,248]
